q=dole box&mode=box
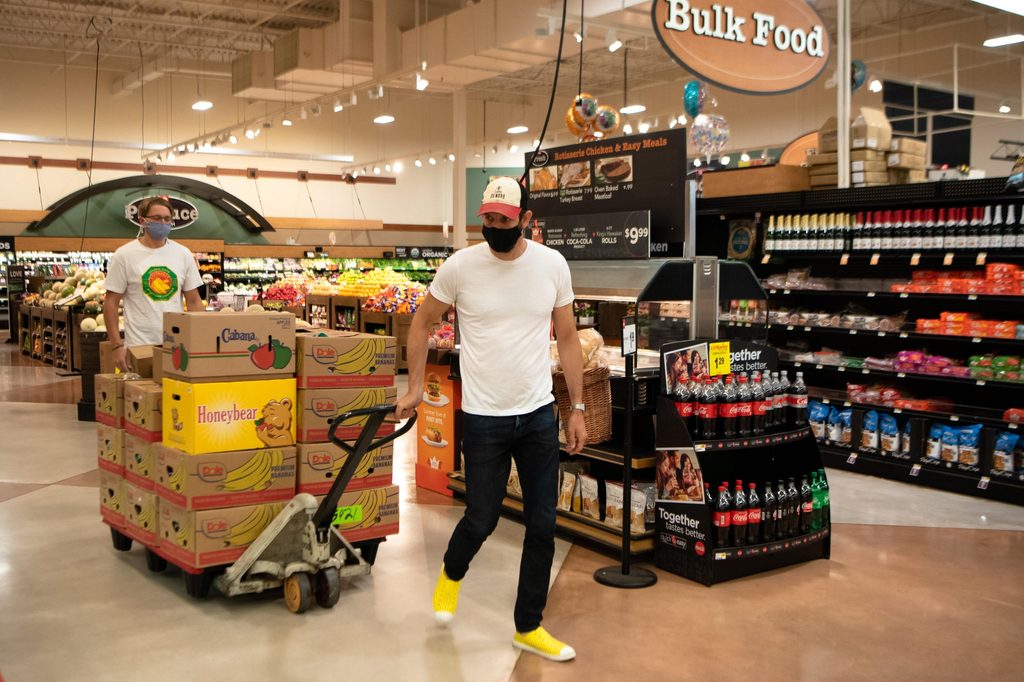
[159,501,284,569]
[296,331,396,388]
[99,469,126,529]
[124,380,162,441]
[314,484,399,542]
[154,443,297,510]
[296,441,393,495]
[94,373,129,427]
[162,311,296,381]
[296,386,396,442]
[123,481,159,547]
[162,377,296,455]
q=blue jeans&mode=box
[443,402,559,633]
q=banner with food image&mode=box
[655,448,705,503]
[526,128,687,256]
[416,353,458,496]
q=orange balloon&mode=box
[566,106,586,136]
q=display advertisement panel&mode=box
[529,210,650,260]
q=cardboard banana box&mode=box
[94,373,129,428]
[162,377,297,455]
[295,331,396,389]
[99,469,126,529]
[162,311,296,381]
[296,442,393,495]
[154,444,297,510]
[314,484,399,542]
[296,386,397,442]
[158,501,285,569]
[97,423,125,475]
[124,380,162,441]
[123,481,159,547]
[124,433,159,490]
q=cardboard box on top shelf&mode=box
[124,432,160,490]
[94,373,127,427]
[809,163,839,177]
[123,480,159,546]
[700,165,810,198]
[808,152,838,166]
[818,117,839,153]
[162,311,296,381]
[928,168,986,181]
[162,377,296,455]
[314,484,400,543]
[296,385,397,442]
[295,331,396,389]
[124,380,162,441]
[97,422,124,475]
[809,174,839,187]
[851,108,892,151]
[296,441,393,495]
[851,160,888,173]
[890,169,927,184]
[128,345,154,378]
[850,149,886,162]
[158,501,285,569]
[852,171,890,185]
[99,469,126,528]
[887,153,926,170]
[154,444,297,510]
[853,182,889,188]
[891,137,927,156]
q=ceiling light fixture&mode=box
[385,163,392,172]
[971,1,1024,18]
[282,116,293,126]
[678,114,688,126]
[621,104,646,115]
[374,114,395,124]
[203,140,212,150]
[638,122,650,134]
[421,60,428,70]
[720,155,731,165]
[607,30,622,52]
[507,125,529,134]
[186,143,196,152]
[368,84,384,100]
[311,104,322,117]
[351,170,359,178]
[333,99,344,113]
[447,153,456,161]
[999,102,1012,113]
[229,134,238,144]
[983,33,1024,47]
[532,138,540,148]
[416,73,429,91]
[740,152,751,162]
[350,93,358,106]
[573,29,584,43]
[300,107,308,120]
[415,159,423,168]
[668,117,677,129]
[623,123,633,135]
[592,131,603,138]
[394,161,404,173]
[191,100,213,111]
[167,151,176,162]
[693,158,702,167]
[177,144,186,152]
[509,144,518,153]
[429,157,437,165]
[374,166,381,175]
[869,78,883,93]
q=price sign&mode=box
[978,476,990,490]
[847,453,858,465]
[622,317,637,356]
[944,253,954,266]
[910,253,921,266]
[332,504,364,525]
[910,464,921,477]
[840,253,850,266]
[708,341,731,376]
[870,253,880,266]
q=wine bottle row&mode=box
[764,205,1024,254]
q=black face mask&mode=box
[482,225,522,253]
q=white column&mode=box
[452,89,468,249]
[837,0,851,189]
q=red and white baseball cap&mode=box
[477,176,522,220]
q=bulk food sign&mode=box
[652,0,830,94]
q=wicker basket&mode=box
[553,366,612,445]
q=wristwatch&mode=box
[572,403,586,413]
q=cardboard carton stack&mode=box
[809,117,839,189]
[97,373,130,532]
[888,137,928,185]
[813,108,906,189]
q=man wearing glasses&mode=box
[104,196,204,373]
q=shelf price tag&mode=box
[978,476,991,490]
[840,253,850,266]
[977,252,987,266]
[847,453,858,465]
[910,253,921,266]
[900,332,909,338]
[867,291,876,298]
[1009,423,1018,430]
[843,401,852,407]
[976,380,986,386]
[621,317,637,357]
[968,294,978,301]
[786,325,795,331]
[804,326,812,332]
[850,329,858,335]
[878,332,887,337]
[949,415,960,422]
[761,253,771,264]
[972,337,982,343]
[899,293,909,299]
[910,464,921,477]
[893,408,902,414]
[870,253,880,265]
[944,253,954,266]
[783,289,791,295]
[708,341,731,376]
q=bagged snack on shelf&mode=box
[604,481,624,529]
[861,410,880,451]
[557,472,577,512]
[957,424,983,467]
[578,474,600,520]
[880,413,900,454]
[940,426,959,463]
[840,409,854,446]
[1003,408,1024,424]
[808,401,829,441]
[629,491,648,531]
[926,424,944,460]
[633,481,657,526]
[827,407,844,444]
[507,460,522,498]
[901,421,913,457]
[992,432,1020,474]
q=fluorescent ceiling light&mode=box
[971,1,1024,18]
[374,114,396,124]
[507,125,529,134]
[620,104,646,115]
[983,33,1024,47]
[191,100,213,111]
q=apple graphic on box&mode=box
[249,336,292,370]
[171,344,189,371]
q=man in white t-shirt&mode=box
[104,196,204,372]
[396,176,586,662]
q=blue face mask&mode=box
[144,221,174,241]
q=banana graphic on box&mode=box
[134,499,156,530]
[166,463,186,492]
[333,388,390,427]
[332,446,381,478]
[169,514,194,547]
[327,338,386,375]
[332,487,388,530]
[223,503,283,547]
[218,449,285,492]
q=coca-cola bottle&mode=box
[714,485,731,547]
[787,477,800,537]
[777,371,792,428]
[746,482,761,545]
[751,372,768,436]
[788,371,808,426]
[736,373,753,437]
[731,481,747,547]
[762,481,777,542]
[704,481,715,506]
[799,475,813,534]
[673,377,695,435]
[775,480,788,540]
[720,375,738,439]
[697,378,719,440]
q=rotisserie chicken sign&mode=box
[652,0,830,95]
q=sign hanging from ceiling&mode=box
[652,0,831,95]
[124,195,200,230]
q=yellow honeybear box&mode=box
[162,377,297,455]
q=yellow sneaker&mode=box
[432,564,461,624]
[513,626,576,662]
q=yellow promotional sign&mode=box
[708,341,732,376]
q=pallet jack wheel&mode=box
[184,569,215,599]
[284,573,314,613]
[145,548,168,573]
[313,569,342,609]
[110,528,133,552]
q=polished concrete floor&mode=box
[2,345,1023,681]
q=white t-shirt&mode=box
[105,239,203,347]
[430,240,574,416]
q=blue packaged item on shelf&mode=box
[809,401,829,441]
[840,409,853,447]
[940,426,959,463]
[901,420,912,456]
[993,432,1020,474]
[957,424,983,467]
[880,413,900,454]
[861,410,880,451]
[926,423,944,460]
[827,406,844,445]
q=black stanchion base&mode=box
[593,566,658,589]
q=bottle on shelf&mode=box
[704,481,715,506]
[881,210,894,252]
[762,482,777,543]
[870,211,883,252]
[1008,204,1020,250]
[771,371,786,432]
[923,208,937,252]
[817,468,830,523]
[955,207,969,251]
[746,482,761,545]
[775,480,789,540]
[810,472,822,532]
[697,378,719,440]
[715,486,732,548]
[788,371,808,427]
[751,372,767,436]
[808,214,819,253]
[992,205,1004,252]
[673,377,695,435]
[910,209,924,252]
[897,210,910,251]
[853,212,866,253]
[736,373,753,437]
[777,371,792,427]
[787,477,800,537]
[779,215,791,252]
[766,215,777,253]
[720,374,738,439]
[980,205,993,252]
[731,480,748,547]
[799,476,813,534]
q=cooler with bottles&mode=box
[653,337,830,586]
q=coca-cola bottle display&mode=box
[775,480,789,540]
[788,371,808,427]
[776,371,791,429]
[714,485,731,548]
[721,480,733,507]
[746,482,761,545]
[698,378,719,440]
[731,481,747,547]
[751,372,768,436]
[673,377,695,434]
[704,481,715,506]
[787,477,800,537]
[736,373,753,437]
[799,476,813,534]
[720,374,738,439]
[762,482,777,543]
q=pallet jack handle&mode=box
[311,405,417,531]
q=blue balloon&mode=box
[684,80,705,119]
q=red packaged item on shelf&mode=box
[940,312,977,323]
[1004,408,1024,424]
[993,322,1018,339]
[986,263,1019,280]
